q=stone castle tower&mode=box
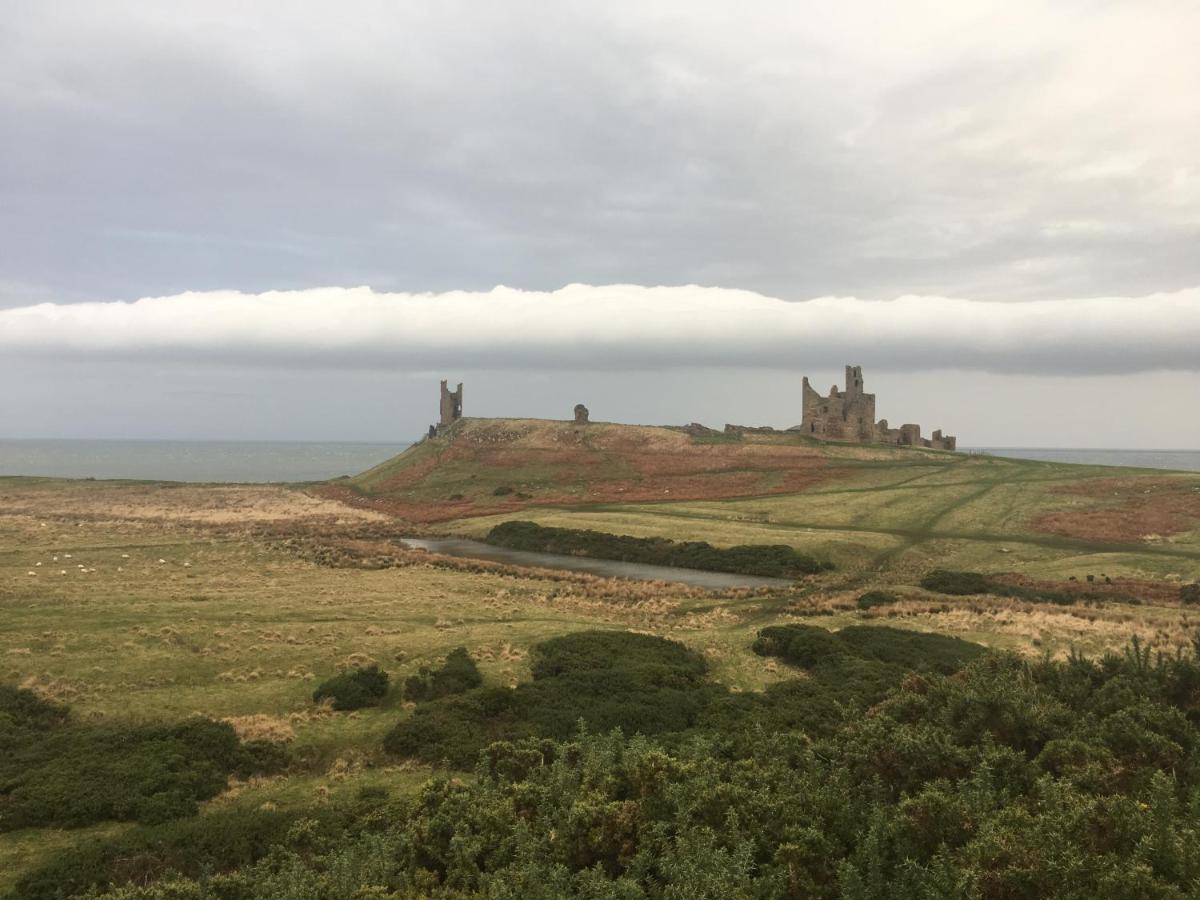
[800,365,876,442]
[798,365,955,450]
[438,380,463,429]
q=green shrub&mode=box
[530,629,707,681]
[836,625,988,674]
[1181,583,1200,605]
[0,693,286,833]
[752,624,985,677]
[11,805,332,900]
[312,665,389,711]
[0,684,68,731]
[920,570,994,595]
[752,624,848,668]
[492,485,514,496]
[403,647,482,702]
[487,520,832,577]
[27,637,1200,900]
[384,631,714,767]
[856,590,899,609]
[921,570,1083,606]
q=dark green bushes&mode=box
[1182,583,1200,605]
[487,520,832,577]
[752,623,986,675]
[856,589,899,609]
[922,569,1084,605]
[0,688,286,833]
[384,630,716,767]
[403,647,482,701]
[9,799,385,900]
[311,665,389,710]
[919,570,994,595]
[23,639,1200,899]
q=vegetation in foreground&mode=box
[12,630,1200,899]
[0,687,285,832]
[1,457,1197,895]
[487,520,833,577]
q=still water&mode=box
[399,536,794,590]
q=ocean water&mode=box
[0,440,1197,483]
[0,439,411,483]
[963,448,1200,472]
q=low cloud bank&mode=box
[2,284,1197,375]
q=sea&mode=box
[961,448,1200,472]
[0,439,412,483]
[0,440,1197,483]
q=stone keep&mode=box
[797,365,956,450]
[439,380,463,429]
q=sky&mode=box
[2,1,1198,447]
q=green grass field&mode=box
[2,434,1199,892]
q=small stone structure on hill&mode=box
[574,404,589,424]
[438,380,463,430]
[796,365,955,450]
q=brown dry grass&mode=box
[222,714,297,742]
[1033,477,1200,543]
[323,418,846,521]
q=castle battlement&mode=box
[794,366,956,450]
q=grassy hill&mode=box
[320,416,957,522]
[322,417,1200,585]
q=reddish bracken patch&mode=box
[990,572,1185,606]
[1032,477,1200,544]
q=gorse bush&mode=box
[311,665,389,710]
[0,688,286,833]
[384,630,717,767]
[487,520,833,577]
[856,589,899,609]
[46,638,1200,900]
[403,647,482,701]
[920,569,1122,606]
[919,570,994,595]
[751,623,986,676]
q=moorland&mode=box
[2,418,1199,897]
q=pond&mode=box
[399,537,795,590]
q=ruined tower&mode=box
[800,365,876,441]
[438,380,463,429]
[795,366,956,450]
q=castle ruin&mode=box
[426,371,955,450]
[797,366,956,450]
[438,380,463,430]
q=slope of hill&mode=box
[318,417,956,522]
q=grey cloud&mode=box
[3,2,1198,305]
[3,284,1198,375]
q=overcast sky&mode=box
[2,1,1198,447]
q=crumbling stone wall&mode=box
[799,365,876,441]
[796,366,956,450]
[574,404,589,424]
[439,380,463,429]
